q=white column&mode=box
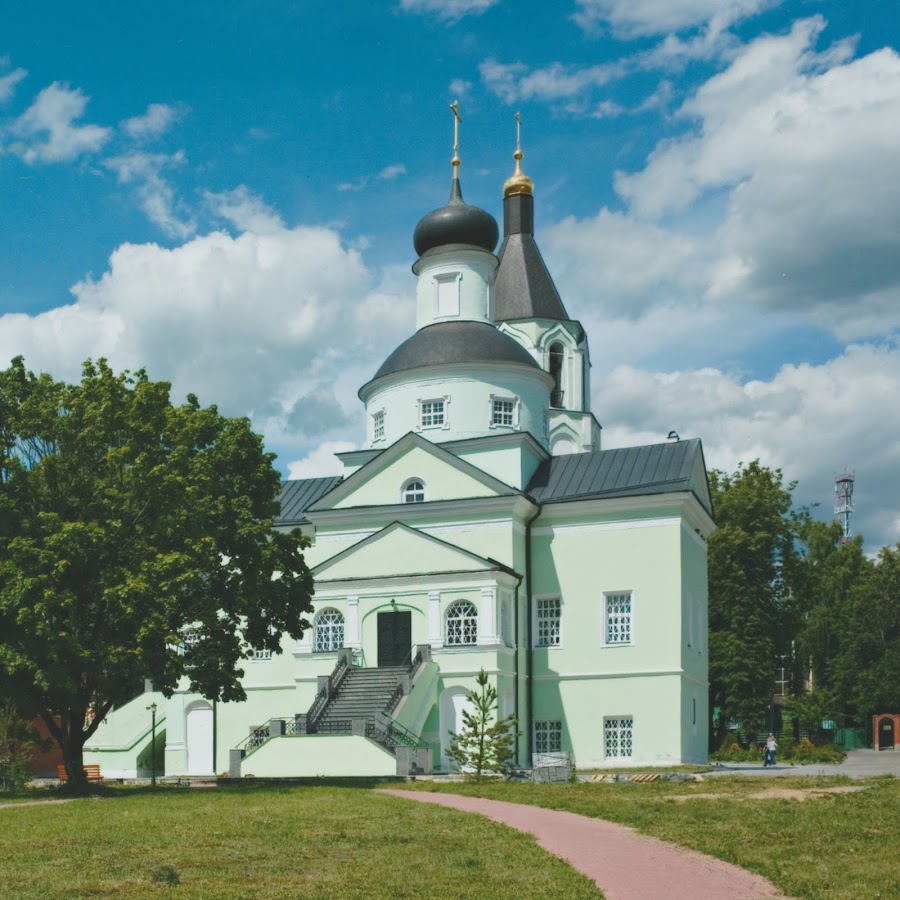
[478,585,497,645]
[347,596,360,648]
[428,591,442,647]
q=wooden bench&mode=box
[57,764,102,783]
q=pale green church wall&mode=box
[680,676,709,763]
[242,735,397,777]
[452,442,545,490]
[680,524,709,682]
[84,690,167,778]
[414,247,497,330]
[363,366,551,449]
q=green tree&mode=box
[448,669,519,776]
[0,358,313,789]
[0,701,43,792]
[708,461,797,744]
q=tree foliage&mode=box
[0,358,313,787]
[708,461,797,740]
[0,701,42,792]
[447,669,519,776]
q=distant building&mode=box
[87,123,713,777]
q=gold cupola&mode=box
[502,112,534,198]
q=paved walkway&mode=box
[706,747,900,779]
[380,790,786,899]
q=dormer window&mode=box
[435,273,460,317]
[402,479,426,503]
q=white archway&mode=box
[439,687,472,771]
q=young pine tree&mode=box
[448,669,519,776]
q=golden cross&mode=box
[450,100,462,163]
[515,111,522,152]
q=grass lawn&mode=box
[403,775,900,900]
[0,784,601,899]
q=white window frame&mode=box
[445,600,478,646]
[314,608,345,653]
[401,478,426,504]
[417,396,449,430]
[534,720,562,754]
[604,716,634,759]
[489,394,518,429]
[434,272,461,318]
[372,408,385,443]
[534,595,562,648]
[603,590,633,646]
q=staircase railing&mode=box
[384,644,430,715]
[366,717,428,753]
[306,648,358,733]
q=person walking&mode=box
[763,733,777,767]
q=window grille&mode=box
[605,592,632,644]
[251,648,273,660]
[534,720,562,754]
[402,479,426,503]
[446,601,478,645]
[536,597,561,646]
[315,609,345,652]
[605,717,633,757]
[373,410,385,441]
[420,400,445,428]
[491,398,515,426]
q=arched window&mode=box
[315,608,345,652]
[446,601,478,645]
[548,342,565,408]
[402,479,426,503]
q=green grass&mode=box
[403,775,900,900]
[0,784,602,899]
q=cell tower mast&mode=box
[834,472,855,542]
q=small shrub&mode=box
[149,864,180,886]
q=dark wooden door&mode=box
[377,611,411,667]
[880,718,895,750]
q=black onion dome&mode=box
[413,177,499,257]
[360,321,542,396]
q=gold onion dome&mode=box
[503,147,534,198]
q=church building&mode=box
[86,113,714,778]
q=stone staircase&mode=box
[316,665,407,730]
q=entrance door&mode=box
[879,718,895,750]
[377,610,411,667]
[186,704,214,775]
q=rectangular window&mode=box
[251,648,273,661]
[534,720,562,754]
[436,274,460,317]
[420,399,445,428]
[373,410,385,441]
[536,597,561,647]
[605,592,632,645]
[491,397,515,426]
[604,717,633,758]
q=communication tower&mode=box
[834,472,855,542]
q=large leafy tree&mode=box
[0,358,313,787]
[708,461,797,744]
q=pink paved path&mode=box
[380,790,786,900]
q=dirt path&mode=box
[380,790,787,900]
[0,798,76,810]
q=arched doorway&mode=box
[186,702,214,775]
[439,688,471,772]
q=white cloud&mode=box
[449,78,472,98]
[122,102,184,141]
[0,223,412,467]
[205,185,284,234]
[377,164,406,180]
[0,67,26,104]
[612,18,900,338]
[104,150,195,239]
[595,341,900,549]
[480,58,626,104]
[572,0,780,38]
[287,441,357,479]
[399,0,499,24]
[10,82,111,163]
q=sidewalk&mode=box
[705,747,900,779]
[381,790,786,900]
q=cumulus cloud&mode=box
[9,82,111,163]
[595,341,900,548]
[287,441,357,479]
[121,102,184,141]
[399,0,499,24]
[205,185,284,234]
[104,150,195,239]
[0,223,412,469]
[572,0,780,38]
[481,58,626,104]
[0,67,27,104]
[377,164,406,180]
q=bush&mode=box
[789,739,846,765]
[0,702,41,793]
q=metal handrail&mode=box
[366,716,428,752]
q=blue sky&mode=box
[2,0,899,549]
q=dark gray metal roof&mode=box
[494,232,569,322]
[526,438,711,513]
[276,475,342,525]
[413,176,498,257]
[362,320,543,393]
